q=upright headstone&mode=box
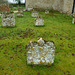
[27,38,55,66]
[35,17,44,26]
[1,12,15,27]
[72,13,75,24]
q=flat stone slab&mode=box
[35,17,44,26]
[27,38,55,66]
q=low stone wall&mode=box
[26,0,73,14]
[1,12,15,27]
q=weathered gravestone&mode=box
[35,17,44,26]
[0,4,9,12]
[72,13,75,24]
[27,38,55,66]
[31,10,38,17]
[1,12,15,27]
[16,7,24,17]
[45,10,49,14]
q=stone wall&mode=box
[26,0,73,14]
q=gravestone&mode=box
[45,10,49,14]
[31,11,38,17]
[16,7,24,17]
[1,12,15,27]
[0,4,9,12]
[27,38,55,66]
[72,13,75,24]
[35,17,44,26]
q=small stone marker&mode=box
[16,12,24,17]
[31,11,38,17]
[72,13,75,24]
[16,6,24,17]
[35,17,44,26]
[27,8,33,11]
[1,12,15,27]
[45,10,49,14]
[27,38,55,66]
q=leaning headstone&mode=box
[26,38,55,66]
[1,12,15,27]
[72,13,75,24]
[35,17,44,26]
[45,10,49,14]
[31,11,38,17]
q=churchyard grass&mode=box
[0,10,75,75]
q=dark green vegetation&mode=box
[0,10,75,75]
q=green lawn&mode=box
[0,11,75,75]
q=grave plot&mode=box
[16,7,24,17]
[26,38,55,66]
[1,12,15,27]
[31,11,38,17]
[35,17,44,26]
[72,13,75,24]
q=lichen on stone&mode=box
[27,38,55,66]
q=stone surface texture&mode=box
[27,38,55,65]
[35,17,44,26]
[1,12,15,27]
[26,0,73,14]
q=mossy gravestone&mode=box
[1,12,15,27]
[26,38,55,66]
[35,17,44,26]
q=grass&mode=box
[0,10,75,75]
